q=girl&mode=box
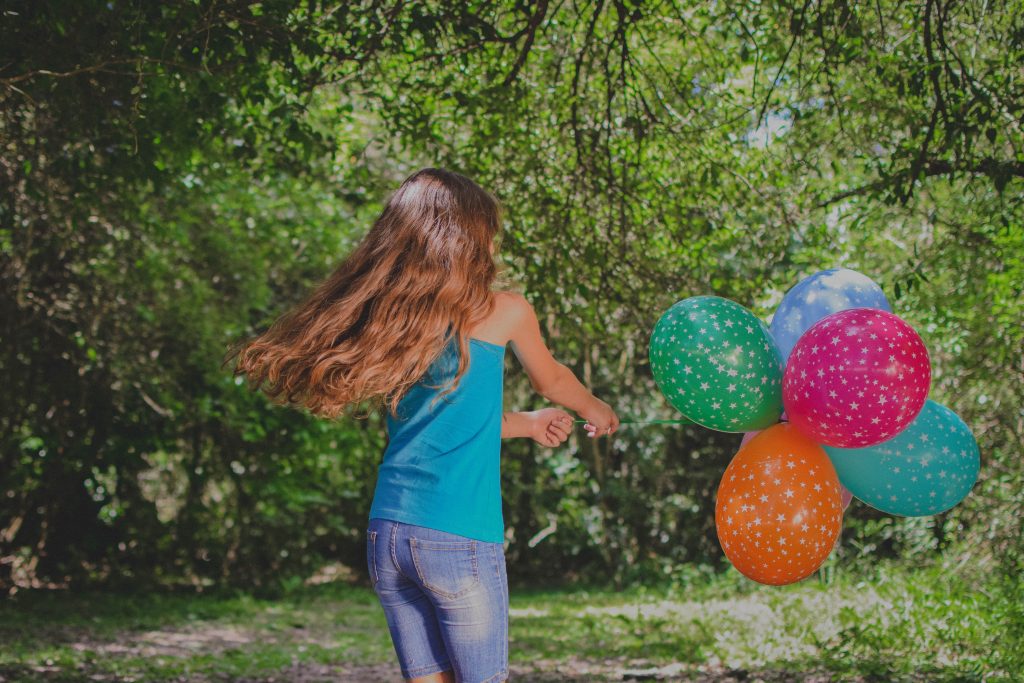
[232,168,619,682]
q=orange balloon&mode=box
[715,423,843,586]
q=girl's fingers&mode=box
[549,423,569,439]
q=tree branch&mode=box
[817,158,1024,207]
[502,0,550,86]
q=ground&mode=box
[0,562,1016,682]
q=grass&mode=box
[0,561,1020,682]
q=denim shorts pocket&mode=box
[409,537,480,600]
[366,530,379,588]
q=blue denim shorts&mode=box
[367,518,509,682]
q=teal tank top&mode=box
[368,334,506,542]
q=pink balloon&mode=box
[840,484,853,511]
[782,308,930,448]
[739,430,760,448]
[741,417,788,447]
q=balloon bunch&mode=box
[650,268,980,586]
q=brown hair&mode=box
[227,168,506,419]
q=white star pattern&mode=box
[782,309,930,448]
[825,400,979,517]
[650,296,783,431]
[716,424,843,586]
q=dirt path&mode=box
[1,660,860,682]
[224,662,843,682]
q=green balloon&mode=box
[649,296,783,432]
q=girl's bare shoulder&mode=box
[493,289,527,311]
[472,290,530,345]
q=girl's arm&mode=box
[502,408,573,447]
[501,411,533,438]
[503,293,619,438]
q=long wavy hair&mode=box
[227,168,507,419]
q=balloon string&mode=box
[572,418,690,425]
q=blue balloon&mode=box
[824,400,980,517]
[770,268,891,362]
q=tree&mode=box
[2,1,1020,591]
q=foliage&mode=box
[1,1,1022,591]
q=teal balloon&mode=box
[649,296,784,432]
[824,400,979,516]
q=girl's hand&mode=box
[525,408,574,448]
[579,397,619,438]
